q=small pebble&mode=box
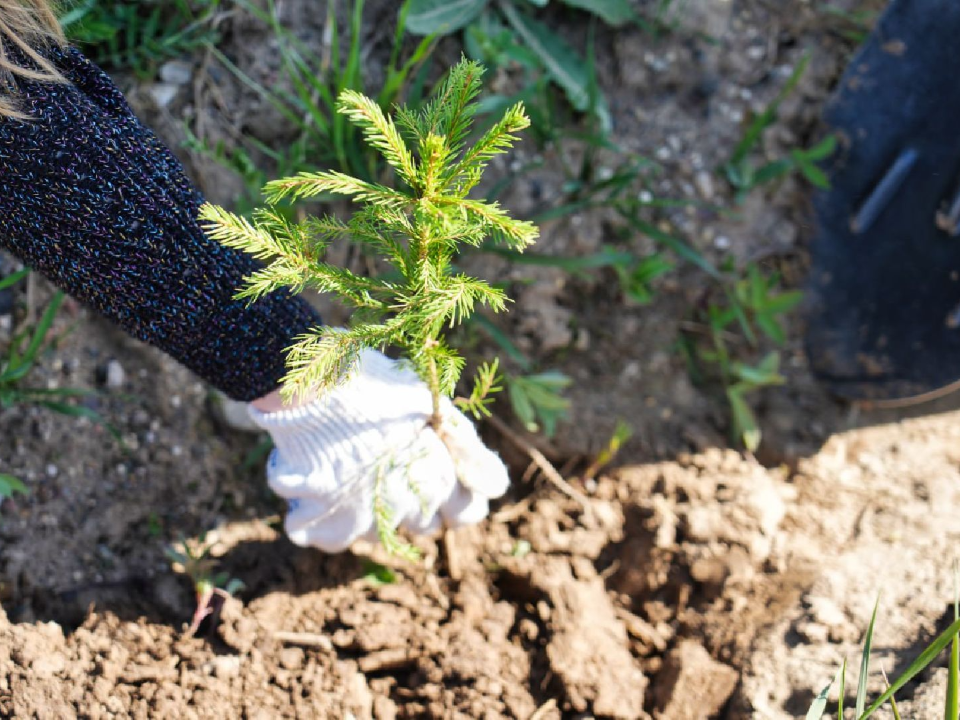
[207,655,241,679]
[574,329,590,351]
[159,60,193,85]
[695,171,715,201]
[147,83,179,109]
[102,359,125,390]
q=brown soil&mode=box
[3,1,955,718]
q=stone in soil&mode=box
[652,640,738,720]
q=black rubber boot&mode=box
[805,0,960,403]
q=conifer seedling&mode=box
[201,59,538,550]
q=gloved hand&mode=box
[248,349,510,552]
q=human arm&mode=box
[0,42,318,401]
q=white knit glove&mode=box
[248,349,510,552]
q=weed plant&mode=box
[678,262,802,451]
[166,534,244,635]
[721,53,838,202]
[808,581,960,719]
[0,472,26,504]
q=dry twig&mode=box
[443,529,464,582]
[529,698,558,720]
[273,631,334,651]
[487,414,592,516]
[358,648,421,673]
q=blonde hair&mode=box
[0,0,66,119]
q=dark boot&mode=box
[806,0,960,403]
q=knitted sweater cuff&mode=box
[184,287,322,402]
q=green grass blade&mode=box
[0,363,31,384]
[281,54,333,138]
[839,658,847,719]
[582,17,609,132]
[57,0,96,30]
[751,158,794,188]
[208,47,310,131]
[947,635,958,720]
[949,565,960,720]
[378,33,437,109]
[469,314,532,372]
[387,0,412,74]
[327,0,340,79]
[856,596,881,717]
[795,156,831,189]
[723,286,757,346]
[805,134,838,161]
[256,1,337,131]
[726,385,760,452]
[405,0,487,36]
[807,664,842,720]
[0,473,28,499]
[344,0,364,92]
[18,291,65,372]
[619,210,720,279]
[728,51,810,166]
[498,1,591,111]
[233,0,326,62]
[287,50,337,112]
[861,616,960,719]
[879,665,901,720]
[889,690,901,720]
[0,267,29,291]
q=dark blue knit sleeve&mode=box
[0,44,322,401]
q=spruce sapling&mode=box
[200,59,538,548]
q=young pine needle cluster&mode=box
[201,58,538,430]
